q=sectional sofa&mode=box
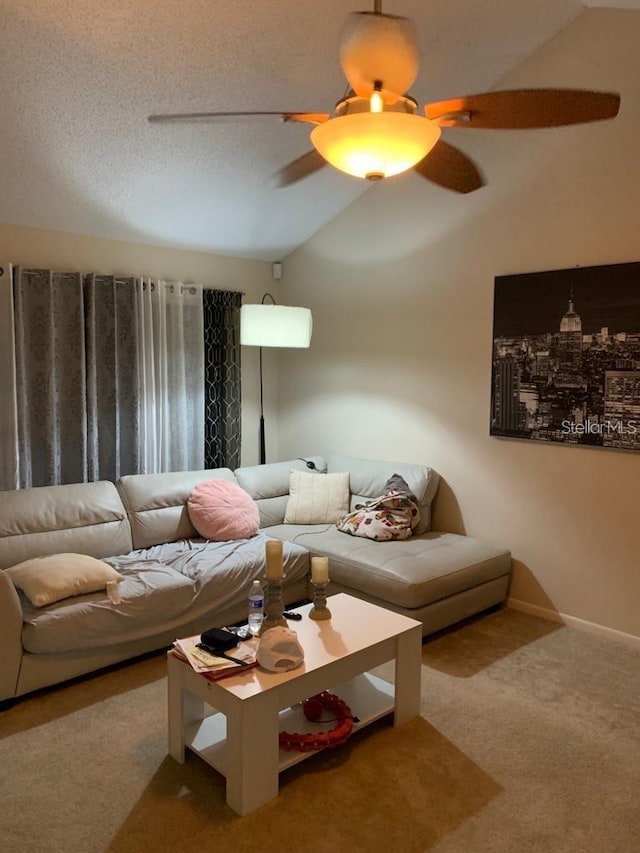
[0,454,511,703]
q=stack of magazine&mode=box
[172,634,258,682]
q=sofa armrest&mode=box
[0,570,23,701]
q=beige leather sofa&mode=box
[0,455,511,703]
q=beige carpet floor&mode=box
[1,607,638,853]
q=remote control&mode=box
[283,611,302,621]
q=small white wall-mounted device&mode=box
[272,262,282,280]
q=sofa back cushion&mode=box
[0,481,133,570]
[327,454,440,534]
[234,457,327,527]
[117,468,237,549]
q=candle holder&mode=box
[309,581,332,621]
[258,574,288,635]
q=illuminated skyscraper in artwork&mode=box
[558,288,583,376]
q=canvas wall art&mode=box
[490,262,640,451]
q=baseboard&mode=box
[507,597,640,649]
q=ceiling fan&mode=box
[148,1,620,194]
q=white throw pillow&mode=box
[284,471,350,524]
[6,553,123,607]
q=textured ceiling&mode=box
[1,0,636,261]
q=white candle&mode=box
[265,539,283,580]
[311,556,329,584]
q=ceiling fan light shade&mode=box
[240,304,312,348]
[311,111,441,180]
[340,12,419,104]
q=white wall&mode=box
[0,222,278,467]
[279,9,640,637]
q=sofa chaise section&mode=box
[237,454,512,635]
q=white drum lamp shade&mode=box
[240,304,313,348]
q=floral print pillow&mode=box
[336,490,420,542]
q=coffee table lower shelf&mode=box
[185,672,394,775]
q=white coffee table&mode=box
[167,592,422,815]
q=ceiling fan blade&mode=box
[282,113,330,125]
[148,111,329,125]
[414,140,484,194]
[425,89,621,129]
[275,149,327,187]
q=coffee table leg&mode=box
[167,654,205,763]
[225,690,280,815]
[393,625,422,726]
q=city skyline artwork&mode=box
[490,261,640,451]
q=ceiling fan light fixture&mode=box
[311,103,440,180]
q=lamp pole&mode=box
[259,344,266,464]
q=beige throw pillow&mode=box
[284,471,350,524]
[6,553,123,607]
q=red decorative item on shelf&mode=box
[279,691,355,752]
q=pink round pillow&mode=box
[188,479,260,541]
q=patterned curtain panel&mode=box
[203,288,242,470]
[12,269,141,487]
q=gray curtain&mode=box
[13,269,140,487]
[84,274,141,480]
[203,288,242,469]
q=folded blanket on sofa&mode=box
[336,490,421,542]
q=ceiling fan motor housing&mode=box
[340,12,419,104]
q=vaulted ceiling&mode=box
[1,1,638,261]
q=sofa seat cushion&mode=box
[124,533,309,611]
[265,524,511,610]
[21,559,196,655]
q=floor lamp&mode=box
[240,293,313,464]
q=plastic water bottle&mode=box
[247,580,264,636]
